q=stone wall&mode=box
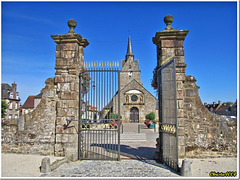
[153,15,237,159]
[1,119,18,151]
[179,76,237,157]
[2,78,57,155]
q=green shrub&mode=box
[109,113,119,119]
[1,100,8,118]
[145,112,156,120]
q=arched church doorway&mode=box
[130,107,139,123]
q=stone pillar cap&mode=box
[68,19,77,34]
[164,15,174,30]
[51,19,89,47]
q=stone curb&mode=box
[51,157,68,171]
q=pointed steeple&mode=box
[126,35,134,60]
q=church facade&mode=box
[112,36,157,123]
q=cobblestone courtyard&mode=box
[42,159,179,177]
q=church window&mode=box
[131,95,138,102]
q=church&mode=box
[111,35,157,123]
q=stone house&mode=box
[81,101,98,122]
[19,92,43,115]
[204,100,237,117]
[1,82,20,119]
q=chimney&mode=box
[12,82,17,99]
[204,102,207,106]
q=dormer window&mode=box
[9,92,13,99]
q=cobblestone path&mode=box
[43,124,179,177]
[42,159,179,177]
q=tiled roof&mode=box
[1,83,12,99]
[21,96,35,109]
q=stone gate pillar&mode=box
[152,15,189,158]
[51,19,89,160]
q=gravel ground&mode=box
[1,153,238,178]
[1,153,63,177]
[186,158,238,177]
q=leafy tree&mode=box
[1,100,8,118]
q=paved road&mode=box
[42,159,179,177]
[120,133,158,160]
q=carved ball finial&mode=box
[164,15,174,30]
[68,19,77,33]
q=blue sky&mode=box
[1,1,238,105]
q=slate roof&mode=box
[34,92,43,99]
[232,100,237,107]
[205,103,220,112]
[1,83,12,99]
[214,104,229,114]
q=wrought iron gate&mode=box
[78,62,120,160]
[157,59,179,171]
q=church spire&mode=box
[126,35,134,60]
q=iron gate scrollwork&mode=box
[78,62,120,160]
[158,59,179,171]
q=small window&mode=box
[9,92,13,99]
[15,114,18,119]
[129,65,132,69]
[9,102,13,110]
[15,103,18,110]
[16,93,19,100]
[8,114,12,119]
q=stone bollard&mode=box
[153,138,160,160]
[180,159,192,176]
[40,157,51,173]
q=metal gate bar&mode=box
[158,59,179,171]
[79,62,120,160]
